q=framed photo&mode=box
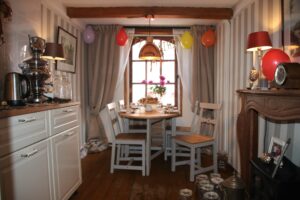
[271,138,291,178]
[56,26,77,73]
[282,0,300,63]
[268,137,286,165]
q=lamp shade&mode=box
[43,43,65,60]
[139,37,161,60]
[246,31,272,52]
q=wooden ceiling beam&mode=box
[66,7,233,20]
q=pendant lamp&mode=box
[139,15,162,60]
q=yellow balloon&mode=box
[180,31,194,49]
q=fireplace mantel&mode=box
[236,89,300,187]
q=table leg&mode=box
[146,119,151,176]
[171,117,176,172]
[124,118,129,132]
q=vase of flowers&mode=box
[151,75,166,98]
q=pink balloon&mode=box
[83,26,95,44]
[116,28,128,46]
[261,49,291,81]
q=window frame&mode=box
[128,36,178,106]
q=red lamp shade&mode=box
[247,31,272,52]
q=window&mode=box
[129,37,178,106]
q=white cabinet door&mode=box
[0,139,53,200]
[51,126,82,200]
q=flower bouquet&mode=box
[151,75,166,97]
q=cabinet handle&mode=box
[65,131,75,137]
[21,149,39,158]
[62,109,74,113]
[18,117,37,123]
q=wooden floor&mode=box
[70,148,233,200]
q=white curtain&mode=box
[116,28,134,87]
[101,28,134,143]
[173,29,192,105]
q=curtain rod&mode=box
[124,26,191,30]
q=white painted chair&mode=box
[107,102,146,176]
[171,102,221,182]
[164,100,199,160]
[117,99,147,133]
[116,99,126,132]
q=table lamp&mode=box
[247,31,272,89]
[43,43,65,61]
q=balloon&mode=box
[261,49,291,81]
[83,26,95,44]
[116,28,128,46]
[180,31,193,49]
[201,29,216,47]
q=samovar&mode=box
[20,36,50,103]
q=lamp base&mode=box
[257,78,269,90]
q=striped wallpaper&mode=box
[41,2,86,144]
[215,0,300,171]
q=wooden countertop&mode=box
[0,101,80,119]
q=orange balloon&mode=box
[201,29,216,47]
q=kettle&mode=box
[4,72,30,106]
[221,172,248,200]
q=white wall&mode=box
[215,0,300,171]
[0,0,41,95]
[0,0,86,145]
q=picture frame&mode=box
[271,138,291,178]
[268,136,286,165]
[282,0,300,63]
[56,26,77,73]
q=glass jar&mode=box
[62,75,72,100]
[203,191,220,200]
[179,188,192,200]
[53,74,63,99]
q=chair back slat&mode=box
[106,102,122,140]
[118,100,125,110]
[198,103,221,137]
[116,100,125,132]
[190,100,200,132]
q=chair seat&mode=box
[174,134,214,144]
[116,133,146,140]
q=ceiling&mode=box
[59,0,242,26]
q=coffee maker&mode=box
[19,36,50,103]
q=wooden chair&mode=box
[171,102,222,182]
[116,99,164,156]
[106,102,146,175]
[116,99,126,132]
[164,100,199,160]
[117,99,147,133]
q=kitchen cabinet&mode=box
[0,103,81,200]
[0,110,49,157]
[51,126,81,200]
[0,139,53,200]
[50,105,81,200]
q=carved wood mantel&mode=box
[236,89,300,187]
